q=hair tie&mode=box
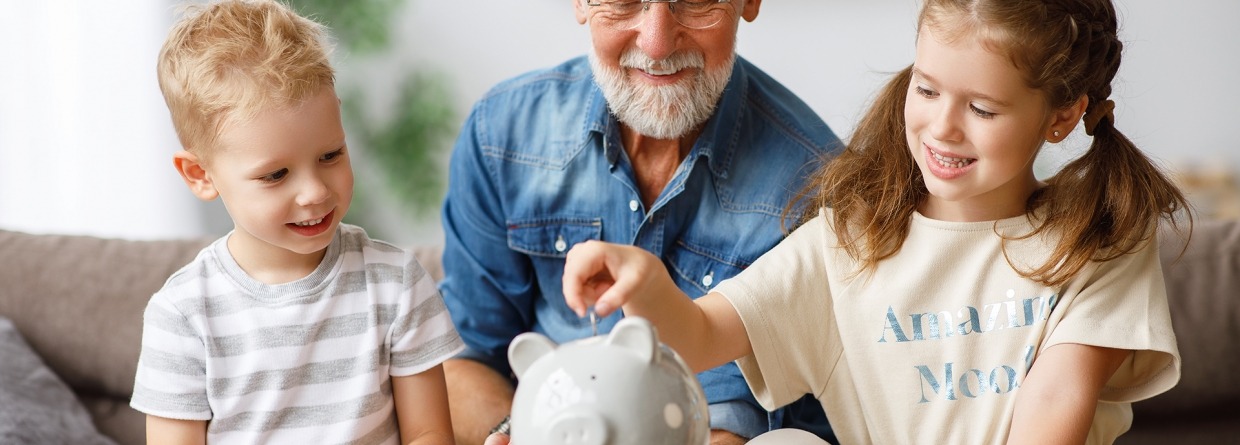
[1083,99,1116,136]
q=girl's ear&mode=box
[173,150,219,201]
[1047,95,1089,142]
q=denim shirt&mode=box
[440,55,840,438]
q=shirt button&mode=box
[554,235,567,252]
[702,272,714,287]
[629,200,640,212]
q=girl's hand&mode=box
[562,240,677,318]
[563,240,750,376]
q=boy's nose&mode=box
[295,176,330,207]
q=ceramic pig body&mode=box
[508,316,710,445]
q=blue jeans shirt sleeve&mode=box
[710,400,770,440]
[439,106,535,379]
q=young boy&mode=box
[130,1,462,444]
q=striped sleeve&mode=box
[389,250,464,376]
[131,286,211,420]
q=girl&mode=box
[560,0,1190,443]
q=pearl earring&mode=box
[1053,130,1061,138]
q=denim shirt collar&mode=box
[584,57,751,182]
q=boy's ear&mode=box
[172,150,219,201]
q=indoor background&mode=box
[2,0,1237,247]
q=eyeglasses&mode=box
[584,0,734,30]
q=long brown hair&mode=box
[788,0,1190,286]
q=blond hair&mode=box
[157,0,335,157]
[790,0,1190,286]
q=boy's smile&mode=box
[288,209,335,236]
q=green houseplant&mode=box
[287,0,457,243]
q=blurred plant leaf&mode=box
[285,0,403,54]
[284,0,457,239]
[342,72,456,219]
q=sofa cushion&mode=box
[0,229,443,445]
[81,396,146,445]
[0,230,209,402]
[0,316,118,445]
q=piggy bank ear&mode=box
[606,316,657,364]
[509,332,558,377]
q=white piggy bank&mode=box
[507,316,710,445]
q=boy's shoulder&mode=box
[335,224,434,283]
[336,223,402,254]
[152,234,229,302]
[336,224,411,271]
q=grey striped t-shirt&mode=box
[131,224,464,444]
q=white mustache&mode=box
[619,50,705,75]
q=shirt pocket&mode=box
[666,239,753,297]
[506,217,603,258]
[507,218,603,327]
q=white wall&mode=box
[397,0,1240,177]
[0,2,202,240]
[392,1,919,144]
[1112,1,1240,168]
[2,0,1237,241]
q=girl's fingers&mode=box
[562,240,611,316]
[592,265,641,317]
[563,240,646,318]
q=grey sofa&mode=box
[0,220,1236,444]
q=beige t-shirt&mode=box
[715,211,1179,444]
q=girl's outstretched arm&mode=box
[562,240,752,373]
[1006,343,1130,444]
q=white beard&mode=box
[590,49,734,140]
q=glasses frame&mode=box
[584,0,735,30]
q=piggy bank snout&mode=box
[546,412,608,445]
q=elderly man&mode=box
[440,1,840,443]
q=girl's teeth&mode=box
[932,151,975,169]
[295,218,323,227]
